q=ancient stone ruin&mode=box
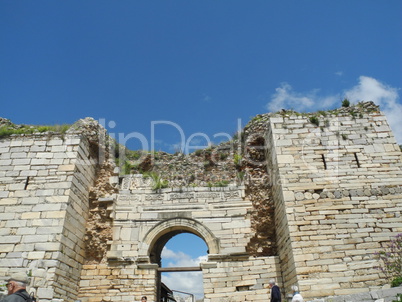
[0,102,401,301]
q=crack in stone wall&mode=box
[242,116,277,256]
[68,118,120,264]
[85,161,117,263]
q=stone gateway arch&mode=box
[141,217,220,259]
[101,175,278,301]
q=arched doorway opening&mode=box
[161,233,208,301]
[141,218,218,302]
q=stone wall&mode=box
[265,104,402,299]
[202,256,281,302]
[0,133,97,301]
[1,103,401,302]
[264,116,298,294]
[78,262,158,302]
[309,285,402,302]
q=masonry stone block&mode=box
[0,258,25,267]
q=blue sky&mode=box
[1,0,401,152]
[1,0,401,298]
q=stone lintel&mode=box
[138,263,159,270]
[208,253,250,261]
[200,262,218,269]
[97,197,116,203]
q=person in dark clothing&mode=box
[268,279,281,302]
[3,273,31,302]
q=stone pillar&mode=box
[0,133,97,301]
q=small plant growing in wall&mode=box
[203,160,215,169]
[116,159,139,175]
[309,116,320,127]
[213,180,229,187]
[250,115,263,123]
[233,153,242,167]
[341,134,348,140]
[391,276,402,288]
[375,233,402,287]
[219,152,229,160]
[342,98,350,107]
[144,172,168,190]
[194,149,203,156]
[237,171,245,184]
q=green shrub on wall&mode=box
[375,233,402,287]
[0,124,70,138]
[144,171,168,190]
[309,116,320,126]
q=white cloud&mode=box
[266,76,401,143]
[267,82,338,112]
[344,76,401,143]
[161,248,207,299]
[162,247,207,267]
[344,76,399,107]
[161,247,181,259]
[162,271,204,300]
